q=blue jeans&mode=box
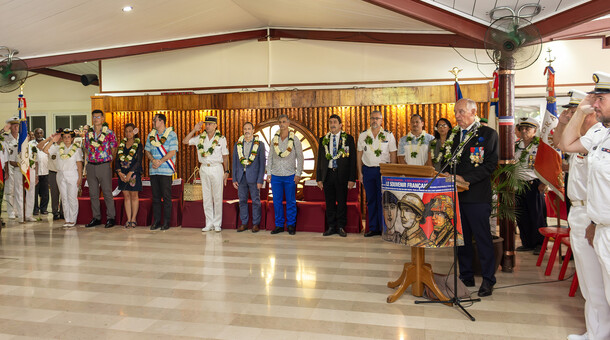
[271,175,297,227]
[362,165,382,232]
[238,176,262,225]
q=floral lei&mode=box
[405,133,426,158]
[28,142,38,167]
[364,129,386,157]
[148,127,173,147]
[117,138,140,162]
[273,130,295,158]
[88,124,110,148]
[59,142,80,160]
[516,137,540,164]
[434,125,479,165]
[237,135,260,166]
[322,131,348,160]
[197,130,222,158]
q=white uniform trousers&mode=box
[5,165,16,217]
[569,206,610,340]
[57,170,79,224]
[200,164,224,229]
[8,165,34,221]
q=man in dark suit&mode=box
[232,122,266,233]
[316,114,357,237]
[448,98,499,297]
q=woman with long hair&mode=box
[429,118,453,172]
[38,129,83,228]
[115,124,143,228]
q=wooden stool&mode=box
[536,226,570,276]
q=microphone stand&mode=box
[415,127,480,321]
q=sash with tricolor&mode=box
[17,94,32,190]
[490,69,499,117]
[155,132,176,173]
[534,66,564,199]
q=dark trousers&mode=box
[86,162,115,220]
[48,171,61,215]
[516,179,547,248]
[151,175,172,226]
[323,169,348,231]
[458,202,496,285]
[34,175,49,214]
[238,176,262,225]
[362,165,382,232]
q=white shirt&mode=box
[6,134,19,163]
[36,142,49,176]
[327,131,343,169]
[48,144,84,172]
[514,140,539,181]
[580,123,610,225]
[397,132,434,166]
[357,129,397,167]
[188,134,229,165]
[567,153,588,201]
[0,141,8,168]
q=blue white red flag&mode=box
[18,94,32,190]
[454,81,463,100]
[534,66,563,199]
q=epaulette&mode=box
[384,129,391,134]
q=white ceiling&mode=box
[0,0,444,59]
[424,0,587,24]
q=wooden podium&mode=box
[380,164,468,305]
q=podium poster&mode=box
[381,176,463,248]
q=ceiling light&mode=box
[122,6,133,12]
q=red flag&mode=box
[534,66,564,199]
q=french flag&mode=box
[18,94,31,190]
[534,66,564,199]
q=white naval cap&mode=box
[5,116,19,124]
[562,89,587,108]
[516,117,539,129]
[588,71,610,94]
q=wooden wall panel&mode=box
[97,83,491,112]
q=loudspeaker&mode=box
[80,74,98,86]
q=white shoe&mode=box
[214,226,222,232]
[8,214,15,219]
[201,226,213,232]
[62,223,71,227]
[567,333,588,340]
[26,217,37,222]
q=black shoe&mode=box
[516,246,534,252]
[85,218,101,228]
[287,225,296,235]
[338,228,347,237]
[160,224,170,230]
[461,278,475,287]
[33,211,39,216]
[150,222,161,231]
[533,244,543,256]
[270,227,284,234]
[323,229,336,236]
[364,230,381,237]
[104,219,115,228]
[477,280,494,297]
[41,211,49,215]
[53,214,61,221]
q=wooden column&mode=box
[498,58,516,273]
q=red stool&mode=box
[536,226,570,276]
[557,237,579,297]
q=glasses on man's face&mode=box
[370,117,382,121]
[92,116,103,119]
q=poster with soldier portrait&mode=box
[381,176,463,248]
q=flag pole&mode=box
[20,87,26,223]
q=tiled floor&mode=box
[0,218,583,339]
